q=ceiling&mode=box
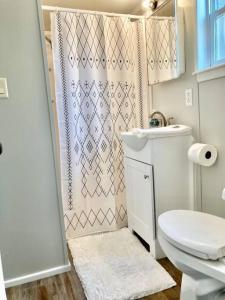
[42,0,146,15]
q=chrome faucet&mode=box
[149,111,167,127]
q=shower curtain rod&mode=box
[149,16,174,19]
[42,5,145,19]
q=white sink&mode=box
[121,132,148,151]
[121,125,192,151]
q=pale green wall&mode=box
[199,77,225,217]
[151,0,225,217]
[0,0,67,280]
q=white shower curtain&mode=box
[146,17,180,84]
[52,11,148,239]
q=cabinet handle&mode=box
[144,175,149,179]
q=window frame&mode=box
[196,0,225,72]
[210,1,225,66]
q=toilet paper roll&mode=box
[188,143,217,167]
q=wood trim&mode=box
[4,264,71,288]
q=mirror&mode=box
[145,0,185,85]
[152,0,175,17]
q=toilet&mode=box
[158,210,225,300]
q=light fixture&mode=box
[142,0,158,10]
[150,0,158,9]
[142,0,150,8]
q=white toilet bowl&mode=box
[158,210,225,300]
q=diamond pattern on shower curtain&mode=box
[53,12,148,238]
[146,18,177,71]
[64,205,127,232]
[104,18,135,71]
[63,12,135,70]
[72,80,136,198]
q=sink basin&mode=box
[121,132,148,151]
[121,125,192,151]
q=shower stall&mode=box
[42,5,149,239]
[41,1,182,240]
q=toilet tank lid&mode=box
[158,210,225,260]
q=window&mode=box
[197,0,225,71]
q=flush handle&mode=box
[0,143,2,155]
[144,175,149,179]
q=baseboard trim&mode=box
[4,263,71,288]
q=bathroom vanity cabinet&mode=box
[125,159,155,248]
[122,126,193,258]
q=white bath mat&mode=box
[68,228,176,300]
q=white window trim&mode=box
[210,4,225,66]
[195,1,225,82]
[193,63,225,83]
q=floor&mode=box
[6,250,182,300]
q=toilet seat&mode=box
[158,233,225,290]
[158,210,225,260]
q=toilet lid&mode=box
[158,210,225,260]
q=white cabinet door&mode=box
[124,158,155,246]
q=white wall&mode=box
[199,78,225,217]
[151,0,225,217]
[0,0,68,282]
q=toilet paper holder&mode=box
[188,143,217,167]
[205,151,211,160]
